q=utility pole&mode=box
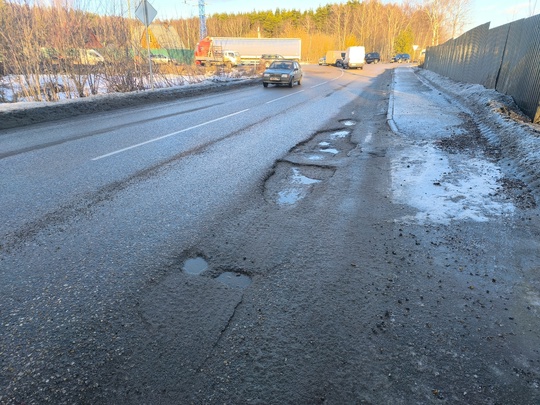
[184,0,207,40]
[199,0,207,39]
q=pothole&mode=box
[340,119,357,126]
[264,162,335,206]
[182,257,208,275]
[215,272,252,289]
[291,129,353,160]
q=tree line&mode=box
[0,0,470,101]
[173,0,470,61]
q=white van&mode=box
[343,46,365,69]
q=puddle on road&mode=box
[320,148,340,154]
[182,257,208,275]
[291,168,321,185]
[340,120,357,126]
[275,168,322,206]
[264,163,334,207]
[278,189,302,205]
[330,130,350,139]
[216,272,252,289]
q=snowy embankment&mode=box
[0,76,259,130]
[416,68,540,200]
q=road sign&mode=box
[135,0,157,27]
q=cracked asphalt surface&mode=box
[1,66,540,404]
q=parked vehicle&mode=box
[150,54,172,65]
[194,37,241,67]
[365,52,381,64]
[65,49,105,66]
[391,53,411,63]
[325,50,346,66]
[318,56,326,65]
[196,37,301,65]
[343,46,365,69]
[260,54,284,67]
[262,60,303,88]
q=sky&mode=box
[142,0,539,32]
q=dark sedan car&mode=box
[391,53,411,63]
[262,60,303,88]
[365,52,381,64]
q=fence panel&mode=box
[424,16,540,123]
[478,23,510,89]
[466,23,490,84]
[497,15,540,122]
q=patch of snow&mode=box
[390,67,538,225]
[391,144,514,225]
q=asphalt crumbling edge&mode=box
[386,69,399,134]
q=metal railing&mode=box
[424,15,540,123]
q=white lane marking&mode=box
[92,109,250,160]
[310,70,344,88]
[310,81,329,88]
[265,90,305,104]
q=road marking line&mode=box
[265,90,305,104]
[92,109,250,160]
[310,70,344,88]
[310,81,329,88]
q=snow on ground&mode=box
[0,69,249,106]
[391,142,515,224]
[0,70,259,129]
[390,67,539,225]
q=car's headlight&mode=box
[263,73,270,77]
[281,74,289,79]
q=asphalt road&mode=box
[2,64,540,404]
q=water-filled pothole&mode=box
[264,160,335,206]
[291,168,321,185]
[182,257,208,275]
[330,130,350,139]
[278,189,302,205]
[340,119,357,126]
[320,148,340,154]
[216,272,252,289]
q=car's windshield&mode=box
[271,62,292,69]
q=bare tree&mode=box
[447,0,470,38]
[423,0,445,46]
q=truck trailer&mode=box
[195,37,302,65]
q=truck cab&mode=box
[223,50,241,67]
